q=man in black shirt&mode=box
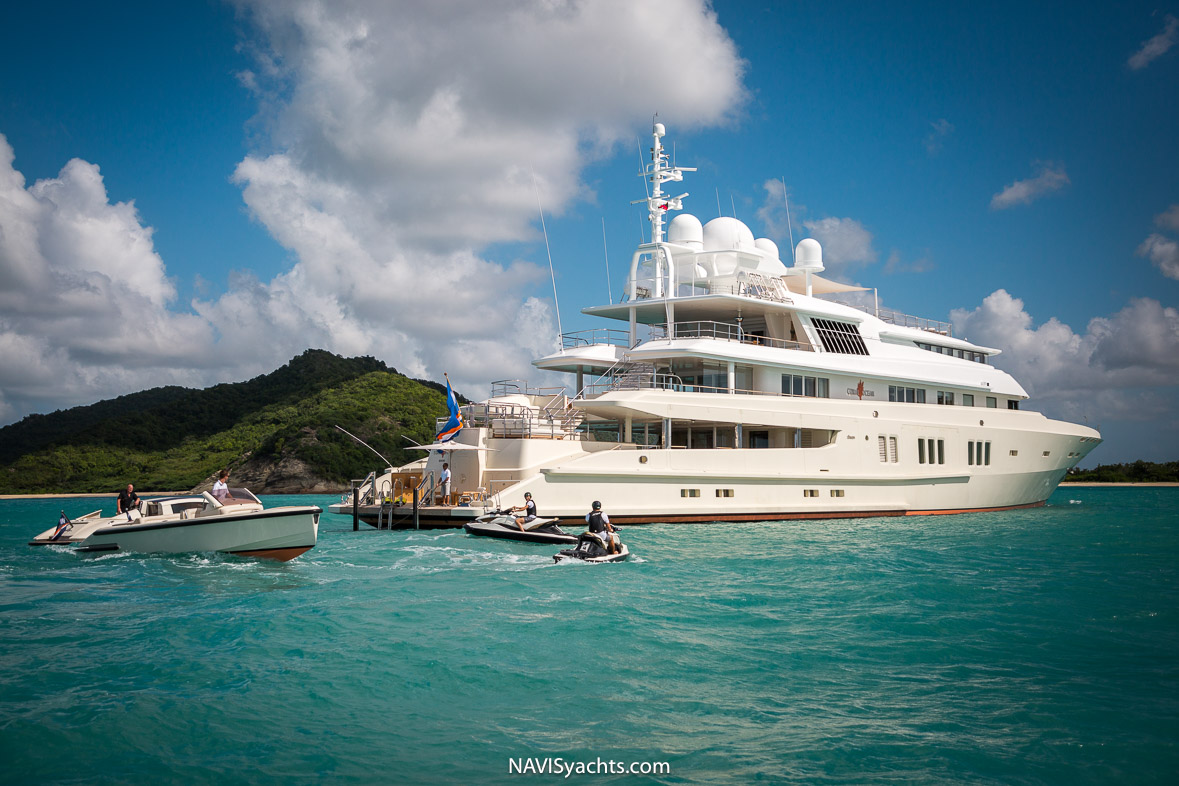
[116,484,140,521]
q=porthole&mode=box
[638,455,648,464]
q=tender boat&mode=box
[74,488,321,562]
[339,121,1103,527]
[463,511,577,544]
[554,532,629,564]
[29,496,210,546]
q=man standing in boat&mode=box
[585,501,618,554]
[116,483,140,521]
[440,463,451,506]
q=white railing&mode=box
[650,321,813,352]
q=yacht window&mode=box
[937,439,945,465]
[962,394,974,406]
[716,489,735,497]
[830,489,845,497]
[811,318,869,355]
[985,442,991,465]
[782,374,829,398]
[937,391,955,405]
[680,489,700,498]
[918,439,926,464]
[986,396,997,408]
[1008,400,1020,410]
[976,441,984,466]
[968,441,974,466]
[889,385,925,403]
[803,489,820,498]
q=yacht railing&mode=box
[649,321,813,352]
[490,380,569,398]
[560,328,633,349]
[818,294,952,336]
[440,401,578,439]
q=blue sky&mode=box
[1,1,1176,465]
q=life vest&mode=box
[587,511,606,533]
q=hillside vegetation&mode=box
[1063,461,1179,483]
[0,350,456,494]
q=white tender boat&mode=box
[29,496,210,546]
[338,121,1102,526]
[73,488,320,561]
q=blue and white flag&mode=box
[435,374,463,443]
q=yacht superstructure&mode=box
[338,123,1100,526]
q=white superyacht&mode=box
[340,123,1101,526]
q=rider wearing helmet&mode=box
[585,500,618,554]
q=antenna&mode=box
[601,217,613,304]
[715,187,722,218]
[781,177,796,264]
[531,167,563,338]
[335,425,392,468]
[730,193,737,219]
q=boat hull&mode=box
[77,507,321,561]
[463,519,577,544]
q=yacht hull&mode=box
[77,507,321,561]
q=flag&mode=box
[435,374,463,443]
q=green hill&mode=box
[0,350,457,494]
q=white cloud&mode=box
[1155,204,1179,232]
[0,135,217,418]
[801,217,878,270]
[1137,233,1179,280]
[0,1,747,424]
[923,118,954,155]
[951,290,1179,423]
[1128,14,1178,70]
[990,163,1070,210]
[215,0,748,398]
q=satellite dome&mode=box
[702,217,755,252]
[794,238,824,272]
[668,214,704,249]
[754,238,780,261]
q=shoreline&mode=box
[1060,482,1179,487]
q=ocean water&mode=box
[1,488,1177,785]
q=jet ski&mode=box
[553,531,629,563]
[463,511,578,544]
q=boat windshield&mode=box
[224,488,261,505]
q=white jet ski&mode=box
[464,510,577,544]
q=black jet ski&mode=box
[553,532,629,563]
[463,511,578,544]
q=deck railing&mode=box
[650,321,813,352]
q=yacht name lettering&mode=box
[847,387,876,397]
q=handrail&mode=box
[650,321,813,352]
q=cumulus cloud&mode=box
[800,216,878,270]
[990,162,1070,210]
[951,290,1179,423]
[1128,14,1178,70]
[0,0,747,424]
[1137,233,1179,280]
[0,135,217,418]
[218,0,747,396]
[923,118,954,155]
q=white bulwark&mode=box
[335,123,1101,526]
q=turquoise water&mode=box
[1,488,1177,784]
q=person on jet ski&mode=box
[585,500,618,554]
[510,492,537,532]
